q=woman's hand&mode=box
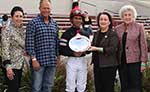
[6,68,15,80]
[88,46,98,51]
[141,66,146,72]
[88,46,104,52]
[141,62,146,72]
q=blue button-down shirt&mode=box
[25,14,59,66]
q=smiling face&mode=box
[72,15,83,28]
[122,10,134,24]
[99,14,110,30]
[39,0,51,18]
[11,11,24,26]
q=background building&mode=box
[0,0,150,32]
[0,0,150,16]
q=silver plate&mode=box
[69,34,91,52]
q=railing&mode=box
[1,13,150,32]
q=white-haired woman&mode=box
[115,5,148,92]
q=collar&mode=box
[123,21,135,28]
[38,14,51,22]
[10,20,23,28]
[72,26,80,30]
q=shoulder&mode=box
[93,30,99,36]
[28,15,40,24]
[129,22,144,33]
[51,17,57,24]
[115,23,124,30]
[27,15,43,29]
[133,22,144,29]
[133,22,143,26]
[109,29,117,34]
[50,17,59,28]
[65,27,73,33]
[27,17,37,27]
[1,26,11,37]
[2,22,14,32]
[107,29,118,39]
[61,27,72,37]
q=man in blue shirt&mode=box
[25,0,59,92]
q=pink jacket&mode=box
[115,22,148,63]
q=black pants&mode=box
[93,65,117,92]
[118,62,142,92]
[5,69,22,92]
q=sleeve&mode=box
[1,28,11,67]
[86,17,92,25]
[59,31,74,56]
[104,32,119,55]
[84,26,93,36]
[0,18,2,27]
[83,17,92,28]
[55,24,59,56]
[91,32,97,46]
[139,25,148,62]
[25,21,36,58]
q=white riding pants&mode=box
[65,57,88,92]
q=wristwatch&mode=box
[32,57,37,61]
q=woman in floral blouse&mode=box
[1,6,26,92]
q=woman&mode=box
[1,6,26,92]
[89,12,119,92]
[115,5,148,92]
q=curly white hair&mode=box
[119,5,137,20]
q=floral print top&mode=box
[1,20,27,69]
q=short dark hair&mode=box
[97,12,113,29]
[72,2,79,9]
[10,6,24,17]
[2,14,8,21]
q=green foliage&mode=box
[58,30,63,38]
[19,70,32,92]
[1,63,150,92]
[142,65,150,92]
[86,69,94,92]
[0,68,32,92]
[114,80,121,92]
[53,63,95,92]
[52,64,66,92]
[0,68,7,92]
[0,43,1,57]
[0,63,95,92]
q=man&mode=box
[59,6,91,92]
[72,1,93,40]
[25,0,59,92]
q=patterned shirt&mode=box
[1,20,26,69]
[25,14,59,66]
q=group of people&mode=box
[0,0,148,92]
